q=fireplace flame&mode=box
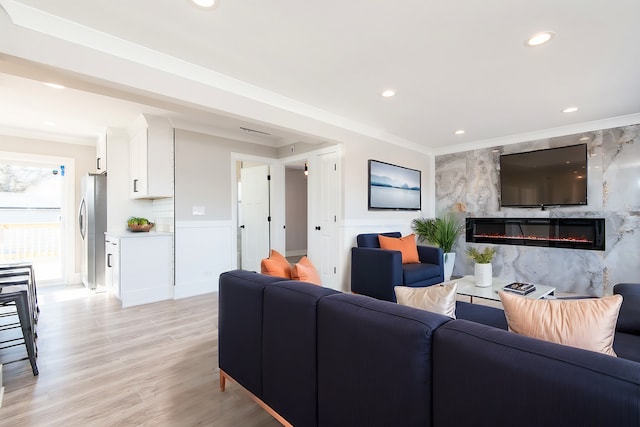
[473,233,593,243]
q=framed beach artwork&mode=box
[368,160,421,210]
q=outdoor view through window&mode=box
[0,162,63,282]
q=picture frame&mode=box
[368,160,421,210]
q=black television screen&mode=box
[368,160,421,210]
[500,144,588,207]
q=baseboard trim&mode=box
[219,369,293,427]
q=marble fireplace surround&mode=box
[435,123,639,296]
[466,217,606,251]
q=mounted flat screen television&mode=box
[500,144,588,208]
[368,160,421,210]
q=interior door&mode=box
[240,164,271,272]
[310,152,339,288]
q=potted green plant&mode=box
[411,214,464,280]
[466,246,496,287]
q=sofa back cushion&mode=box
[614,283,640,335]
[433,320,640,427]
[317,293,450,427]
[356,232,401,248]
[218,270,282,398]
[262,281,339,427]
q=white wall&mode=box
[173,129,277,297]
[339,139,434,290]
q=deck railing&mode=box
[0,222,62,281]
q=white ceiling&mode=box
[0,0,639,152]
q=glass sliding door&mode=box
[0,160,64,283]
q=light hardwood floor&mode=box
[0,285,281,427]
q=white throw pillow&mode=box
[499,291,622,357]
[395,281,458,318]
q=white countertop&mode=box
[105,231,173,239]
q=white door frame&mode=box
[0,151,76,285]
[278,145,342,288]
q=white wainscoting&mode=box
[175,220,233,299]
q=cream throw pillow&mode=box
[395,281,458,318]
[499,291,623,357]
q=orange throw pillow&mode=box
[291,256,322,285]
[378,234,420,264]
[260,249,291,279]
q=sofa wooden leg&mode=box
[220,370,226,392]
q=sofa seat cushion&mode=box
[402,262,441,285]
[455,301,508,330]
[614,332,640,363]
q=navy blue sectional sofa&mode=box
[218,270,640,427]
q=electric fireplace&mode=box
[466,218,605,251]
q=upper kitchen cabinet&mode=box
[128,114,174,199]
[96,132,107,173]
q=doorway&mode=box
[284,162,308,263]
[0,154,70,284]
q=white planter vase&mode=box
[474,263,492,287]
[443,252,456,281]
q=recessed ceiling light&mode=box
[43,121,56,126]
[562,106,579,113]
[43,82,65,89]
[579,136,590,141]
[526,31,555,47]
[454,130,465,135]
[192,0,217,7]
[381,89,396,98]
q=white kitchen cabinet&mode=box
[104,235,120,298]
[96,132,107,173]
[105,233,173,308]
[129,114,173,199]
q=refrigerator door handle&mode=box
[78,198,87,240]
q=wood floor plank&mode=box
[0,285,281,427]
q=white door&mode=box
[309,152,339,288]
[240,164,271,272]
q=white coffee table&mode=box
[454,275,555,303]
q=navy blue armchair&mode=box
[351,232,444,302]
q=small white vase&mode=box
[474,263,492,287]
[444,252,456,281]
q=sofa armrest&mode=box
[417,245,444,267]
[351,247,403,302]
[614,283,640,335]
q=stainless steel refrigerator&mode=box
[78,173,107,289]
